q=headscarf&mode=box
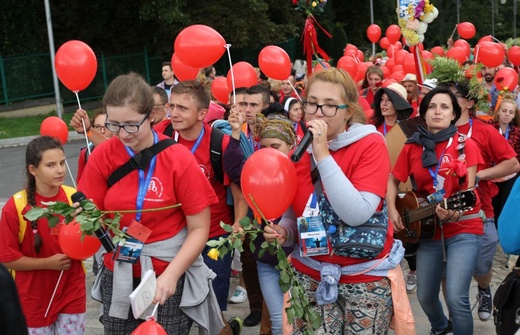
[256,115,297,146]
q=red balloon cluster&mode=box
[58,221,101,260]
[258,46,291,81]
[241,148,297,220]
[40,116,69,144]
[174,25,226,69]
[55,40,97,92]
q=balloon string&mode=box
[474,45,480,64]
[75,91,91,155]
[44,270,64,318]
[491,35,501,43]
[225,44,236,105]
[450,24,458,40]
[288,81,303,102]
[65,159,77,188]
[151,303,159,318]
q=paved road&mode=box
[0,136,512,334]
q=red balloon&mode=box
[477,42,506,68]
[258,46,291,80]
[387,45,399,58]
[379,37,390,50]
[446,46,467,66]
[430,46,445,57]
[170,53,199,82]
[380,66,390,78]
[417,43,424,51]
[241,148,297,220]
[386,25,402,45]
[174,25,226,68]
[382,78,398,87]
[40,116,69,144]
[337,56,357,79]
[392,65,404,74]
[389,71,405,82]
[478,35,493,44]
[55,40,97,92]
[356,50,365,62]
[421,51,434,74]
[495,67,519,92]
[508,46,520,66]
[457,22,476,40]
[402,53,416,75]
[367,24,382,43]
[355,62,371,83]
[385,58,395,71]
[227,62,257,91]
[395,41,403,50]
[394,50,409,66]
[58,221,101,260]
[453,39,471,57]
[131,318,167,335]
[211,77,229,104]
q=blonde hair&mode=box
[494,97,520,127]
[268,78,283,93]
[305,68,365,125]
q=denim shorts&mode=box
[473,218,499,276]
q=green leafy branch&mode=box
[24,200,181,245]
[206,196,322,334]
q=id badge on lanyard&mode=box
[297,192,330,257]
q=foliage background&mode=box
[0,0,517,66]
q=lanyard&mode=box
[174,126,205,154]
[383,123,388,136]
[427,137,453,188]
[248,132,261,151]
[124,131,159,222]
[294,122,299,134]
[500,126,510,140]
[467,118,473,138]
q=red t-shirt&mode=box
[376,123,394,136]
[290,132,394,283]
[172,123,233,238]
[78,132,218,275]
[153,119,171,134]
[409,100,419,118]
[458,118,518,218]
[293,122,306,145]
[392,135,484,239]
[0,187,86,327]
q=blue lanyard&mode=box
[504,126,510,140]
[427,138,452,188]
[383,123,388,136]
[310,192,317,209]
[294,122,299,133]
[190,126,205,154]
[124,131,159,222]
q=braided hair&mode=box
[25,136,63,253]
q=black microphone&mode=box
[71,191,115,252]
[291,130,313,163]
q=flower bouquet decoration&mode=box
[397,0,438,46]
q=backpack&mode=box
[498,177,520,255]
[163,123,225,184]
[11,185,76,278]
[493,269,520,335]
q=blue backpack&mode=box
[498,177,520,255]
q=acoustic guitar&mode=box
[394,190,477,244]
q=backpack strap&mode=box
[210,128,225,184]
[163,123,174,137]
[362,88,370,98]
[107,139,176,187]
[13,185,76,245]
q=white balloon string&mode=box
[288,81,303,102]
[75,91,91,155]
[474,45,480,64]
[44,270,64,317]
[491,35,502,43]
[225,44,236,105]
[65,159,77,188]
[151,303,159,318]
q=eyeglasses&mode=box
[105,112,150,133]
[302,101,347,117]
[92,124,107,132]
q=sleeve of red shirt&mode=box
[391,144,412,183]
[0,198,24,263]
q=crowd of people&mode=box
[1,40,520,335]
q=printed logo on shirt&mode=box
[199,164,211,181]
[146,177,163,200]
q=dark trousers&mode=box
[240,234,263,312]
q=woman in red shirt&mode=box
[387,87,483,335]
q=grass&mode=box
[0,111,84,139]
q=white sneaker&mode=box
[406,271,417,292]
[229,286,248,304]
